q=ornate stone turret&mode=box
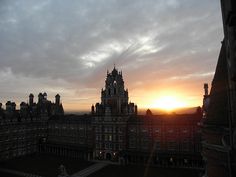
[55,94,60,106]
[0,103,3,120]
[20,102,28,120]
[202,83,210,118]
[204,83,208,96]
[146,109,152,116]
[29,93,34,107]
[135,105,138,115]
[38,93,43,103]
[43,92,47,100]
[91,105,95,115]
[5,101,16,121]
[11,102,16,111]
[94,67,137,115]
[5,101,12,113]
[51,94,64,116]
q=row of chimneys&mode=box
[32,93,60,106]
[0,93,61,111]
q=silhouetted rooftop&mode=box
[205,40,229,127]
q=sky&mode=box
[0,0,223,112]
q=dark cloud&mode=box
[0,0,223,110]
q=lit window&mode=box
[109,135,112,141]
[142,129,147,132]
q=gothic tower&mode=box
[94,67,137,115]
[92,67,137,161]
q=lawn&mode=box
[0,153,94,177]
[88,164,203,177]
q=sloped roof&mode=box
[205,40,229,126]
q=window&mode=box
[142,128,147,133]
[79,129,85,137]
[119,128,123,133]
[168,141,176,151]
[109,135,112,141]
[104,127,108,133]
[105,143,108,149]
[130,128,136,132]
[129,141,136,148]
[182,141,189,151]
[142,139,149,149]
[155,141,161,150]
[109,127,112,133]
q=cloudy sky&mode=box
[0,0,223,112]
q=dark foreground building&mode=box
[0,93,64,160]
[202,0,236,177]
[0,67,203,168]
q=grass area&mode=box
[88,164,203,177]
[0,153,93,177]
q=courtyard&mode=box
[0,153,203,177]
[88,164,203,177]
[0,153,93,177]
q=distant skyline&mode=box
[0,0,223,112]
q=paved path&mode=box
[70,162,108,177]
[0,167,44,177]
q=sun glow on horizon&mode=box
[147,95,187,111]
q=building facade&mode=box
[92,67,137,162]
[0,93,63,160]
[126,112,202,167]
[202,1,236,177]
[0,68,203,168]
[41,114,93,160]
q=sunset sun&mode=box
[149,96,187,111]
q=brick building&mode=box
[0,67,203,168]
[0,93,63,160]
[202,1,236,177]
[127,112,202,167]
